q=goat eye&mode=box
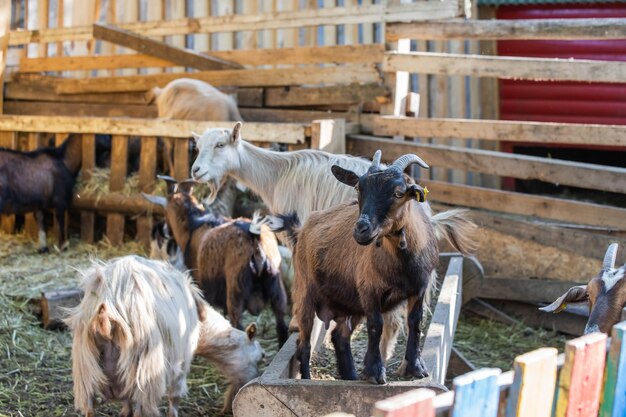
[354,185,360,192]
[394,191,404,199]
[215,142,225,149]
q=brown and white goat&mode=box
[541,243,626,334]
[143,181,289,346]
[65,255,263,417]
[270,151,477,384]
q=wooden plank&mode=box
[311,119,346,154]
[92,23,242,71]
[215,0,234,51]
[505,348,558,417]
[265,83,388,107]
[422,256,463,385]
[105,135,127,245]
[173,137,190,181]
[467,209,626,261]
[347,135,626,194]
[4,100,157,118]
[73,193,164,216]
[119,0,139,76]
[53,64,380,94]
[41,288,84,329]
[136,136,157,247]
[478,278,586,305]
[600,321,626,417]
[0,115,307,143]
[374,115,626,147]
[37,0,49,57]
[421,180,626,230]
[555,333,607,417]
[0,0,11,113]
[373,389,436,417]
[80,134,96,244]
[18,44,384,72]
[386,18,626,41]
[451,368,501,417]
[5,82,152,104]
[9,1,460,46]
[384,52,626,84]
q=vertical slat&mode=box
[242,0,257,51]
[119,0,138,76]
[451,368,501,417]
[69,0,96,77]
[343,0,359,45]
[99,0,116,76]
[106,135,127,245]
[303,0,317,47]
[431,39,449,182]
[311,119,345,154]
[448,39,467,185]
[373,389,436,417]
[136,136,157,247]
[0,0,11,112]
[555,332,607,417]
[361,0,373,44]
[24,133,41,239]
[173,138,190,181]
[54,133,70,241]
[0,131,17,233]
[80,134,96,243]
[600,321,626,417]
[146,0,163,75]
[216,0,234,51]
[468,1,481,186]
[193,0,210,56]
[280,0,298,49]
[38,0,49,57]
[505,348,558,417]
[416,40,429,119]
[322,0,336,47]
[56,0,64,57]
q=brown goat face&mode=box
[540,243,626,334]
[332,153,427,246]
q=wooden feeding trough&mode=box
[233,254,485,417]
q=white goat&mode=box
[65,255,263,417]
[190,122,436,361]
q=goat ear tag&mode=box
[416,186,428,202]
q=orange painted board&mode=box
[372,388,436,417]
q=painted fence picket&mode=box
[505,347,558,417]
[451,368,501,417]
[600,322,626,417]
[372,388,436,417]
[555,332,608,417]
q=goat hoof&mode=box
[38,247,49,254]
[398,358,429,379]
[362,364,387,385]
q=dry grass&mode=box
[0,232,280,417]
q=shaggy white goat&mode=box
[65,255,263,417]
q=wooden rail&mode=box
[386,18,626,41]
[384,52,626,83]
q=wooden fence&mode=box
[372,319,626,417]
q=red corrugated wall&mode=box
[497,4,626,133]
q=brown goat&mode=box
[143,181,289,346]
[270,151,477,384]
[541,243,626,334]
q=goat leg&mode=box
[269,276,289,347]
[226,276,244,330]
[398,295,429,379]
[35,210,49,253]
[55,207,69,251]
[362,310,386,384]
[331,317,358,380]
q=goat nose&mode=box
[355,221,371,235]
[192,166,200,175]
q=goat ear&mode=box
[245,322,257,341]
[175,179,196,195]
[407,184,427,202]
[231,121,243,143]
[141,193,168,208]
[539,285,588,314]
[331,165,359,187]
[191,131,202,143]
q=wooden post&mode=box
[119,0,139,76]
[600,322,626,417]
[105,135,127,245]
[41,288,84,329]
[451,368,501,417]
[0,130,17,233]
[505,348,558,417]
[169,0,186,73]
[80,134,96,243]
[37,0,49,58]
[311,119,345,154]
[136,136,157,248]
[54,133,70,242]
[173,138,190,181]
[0,0,11,112]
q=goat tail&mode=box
[266,213,301,249]
[248,210,266,236]
[431,209,478,256]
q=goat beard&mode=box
[205,178,225,204]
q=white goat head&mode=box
[540,243,626,334]
[191,121,243,203]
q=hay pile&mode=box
[0,233,279,417]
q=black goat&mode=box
[0,134,81,252]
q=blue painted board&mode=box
[452,368,501,417]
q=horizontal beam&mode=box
[18,44,384,73]
[373,116,626,147]
[265,83,388,107]
[422,180,626,229]
[478,278,584,304]
[9,2,458,46]
[383,52,626,83]
[52,64,380,94]
[0,115,307,143]
[92,23,242,71]
[386,18,626,41]
[3,100,157,118]
[348,135,626,194]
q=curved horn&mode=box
[391,154,429,172]
[603,243,619,271]
[370,150,382,170]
